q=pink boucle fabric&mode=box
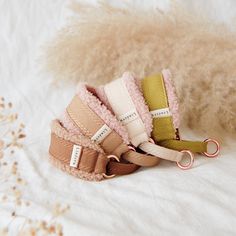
[50,120,104,181]
[122,72,153,136]
[162,69,180,129]
[51,119,103,153]
[96,72,153,137]
[95,86,114,113]
[60,112,83,136]
[76,83,129,144]
[49,155,104,181]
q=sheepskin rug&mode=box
[45,2,236,139]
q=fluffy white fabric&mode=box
[0,0,235,235]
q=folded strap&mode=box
[49,133,107,174]
[142,73,206,153]
[49,132,139,176]
[103,74,185,163]
[66,95,159,167]
[107,161,140,176]
[104,77,149,146]
[142,73,176,141]
[158,139,207,153]
[139,141,183,162]
[67,95,128,157]
[122,150,160,167]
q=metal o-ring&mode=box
[128,145,136,152]
[102,154,120,179]
[176,150,194,170]
[149,138,155,144]
[203,139,220,158]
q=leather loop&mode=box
[102,74,185,163]
[139,141,183,162]
[107,160,140,176]
[67,95,126,157]
[122,150,160,167]
[49,133,107,174]
[66,94,160,167]
[142,72,207,155]
[159,139,207,153]
[49,131,140,177]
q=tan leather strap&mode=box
[66,95,160,167]
[49,133,139,176]
[122,150,161,167]
[107,161,140,176]
[49,133,107,174]
[67,95,127,158]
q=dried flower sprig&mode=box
[0,97,70,236]
[0,97,26,151]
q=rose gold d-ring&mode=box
[203,138,220,158]
[128,145,136,152]
[149,138,155,144]
[107,155,120,162]
[176,150,194,170]
[103,155,120,179]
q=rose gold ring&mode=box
[107,154,120,162]
[128,145,136,152]
[149,138,155,144]
[103,155,120,179]
[176,150,194,170]
[203,138,220,158]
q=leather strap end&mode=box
[107,161,140,176]
[122,150,160,167]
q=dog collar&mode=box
[98,72,193,169]
[49,120,140,181]
[141,69,220,158]
[61,84,160,168]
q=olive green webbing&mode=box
[159,139,207,153]
[142,73,207,153]
[142,74,176,142]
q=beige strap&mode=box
[139,141,183,162]
[104,77,149,146]
[122,150,161,167]
[102,77,185,163]
[49,133,139,176]
[66,95,160,167]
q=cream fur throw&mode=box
[45,2,236,139]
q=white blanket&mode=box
[0,0,236,235]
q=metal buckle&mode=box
[102,155,120,179]
[176,150,194,170]
[203,138,220,158]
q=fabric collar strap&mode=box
[49,120,139,181]
[103,74,149,147]
[141,71,217,156]
[65,85,160,167]
[101,72,191,167]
